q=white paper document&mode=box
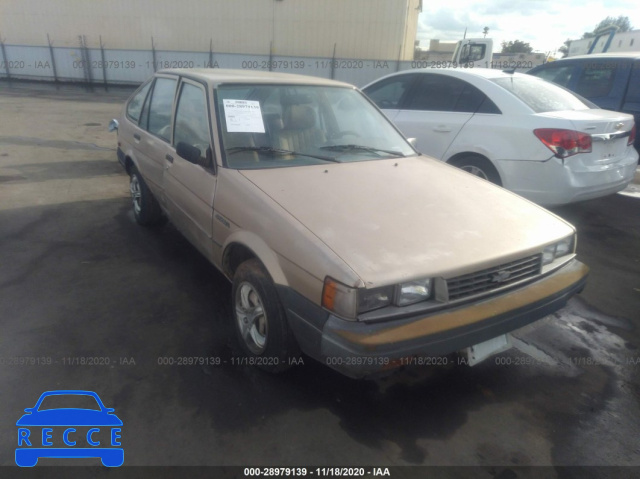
[223,100,265,133]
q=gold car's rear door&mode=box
[163,78,217,262]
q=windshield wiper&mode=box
[319,144,405,157]
[226,146,340,163]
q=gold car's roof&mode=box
[156,68,355,88]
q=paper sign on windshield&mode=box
[223,100,265,133]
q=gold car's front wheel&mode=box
[235,281,269,355]
[129,167,164,226]
[232,259,299,372]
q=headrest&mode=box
[281,94,313,106]
[283,105,316,130]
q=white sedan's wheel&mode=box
[460,165,489,180]
[450,156,502,186]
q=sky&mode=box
[417,0,640,56]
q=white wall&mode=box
[0,0,421,60]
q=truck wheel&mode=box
[129,167,163,226]
[232,259,299,372]
[449,155,502,186]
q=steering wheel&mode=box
[157,125,171,141]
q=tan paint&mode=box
[335,261,589,347]
[116,69,584,321]
[240,157,576,287]
[214,168,363,301]
[163,79,218,262]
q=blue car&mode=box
[16,390,123,467]
[528,53,640,150]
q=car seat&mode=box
[274,104,326,152]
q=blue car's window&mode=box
[625,64,640,104]
[575,63,616,98]
[530,64,575,88]
[38,394,101,411]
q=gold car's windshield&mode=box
[215,84,417,169]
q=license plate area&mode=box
[462,334,512,366]
[592,138,627,163]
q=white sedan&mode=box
[362,68,638,206]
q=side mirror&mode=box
[108,119,119,132]
[105,408,115,413]
[407,138,417,148]
[459,45,470,64]
[24,408,33,413]
[176,142,202,164]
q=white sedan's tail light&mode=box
[629,124,636,146]
[534,128,592,158]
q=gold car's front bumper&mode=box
[283,259,589,378]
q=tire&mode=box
[129,167,164,226]
[232,259,299,373]
[449,155,502,186]
[15,450,38,467]
[101,450,124,467]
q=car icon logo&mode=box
[15,390,123,467]
[490,270,511,283]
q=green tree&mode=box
[558,39,571,58]
[582,15,632,38]
[501,40,533,54]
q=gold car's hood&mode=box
[239,157,575,287]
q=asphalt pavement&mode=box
[0,82,639,477]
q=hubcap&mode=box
[130,175,142,214]
[460,165,489,180]
[235,282,268,354]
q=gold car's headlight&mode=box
[322,276,433,319]
[542,235,575,265]
[395,278,433,306]
[358,285,394,313]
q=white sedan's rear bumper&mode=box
[497,150,639,206]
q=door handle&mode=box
[165,154,174,163]
[133,133,141,141]
[433,126,452,133]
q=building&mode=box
[0,0,422,61]
[414,39,457,61]
[568,29,640,56]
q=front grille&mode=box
[446,254,542,301]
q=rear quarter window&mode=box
[147,77,178,142]
[126,82,151,123]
